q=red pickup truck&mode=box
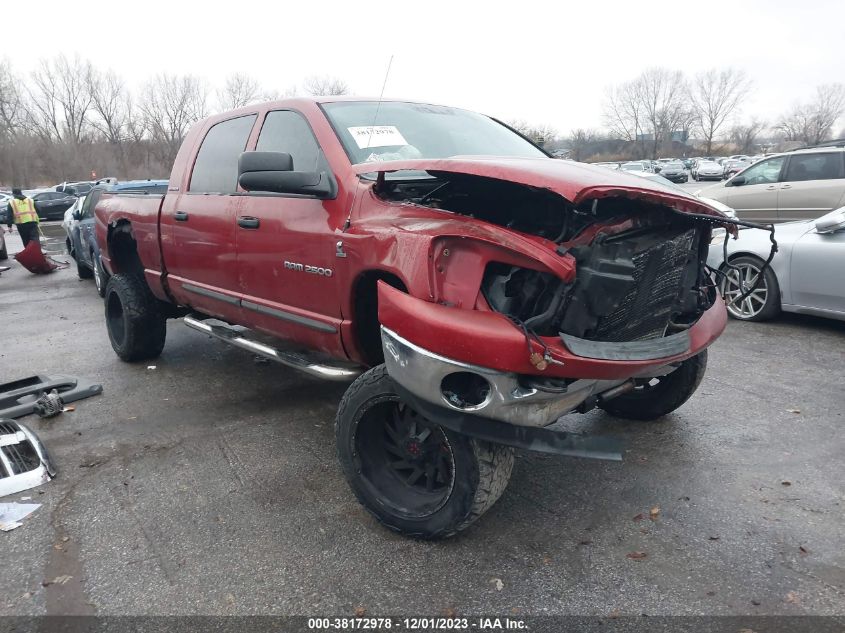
[96,97,731,538]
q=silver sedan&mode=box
[707,207,845,321]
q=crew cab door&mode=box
[722,155,786,223]
[777,152,845,221]
[161,114,257,322]
[235,109,346,357]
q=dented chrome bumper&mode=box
[381,327,628,428]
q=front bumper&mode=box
[377,284,727,428]
[381,327,628,427]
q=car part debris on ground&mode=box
[0,419,56,498]
[0,375,102,419]
[34,389,64,418]
[0,502,41,531]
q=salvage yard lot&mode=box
[1,240,843,616]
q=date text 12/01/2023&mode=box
[307,617,527,630]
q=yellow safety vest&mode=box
[10,197,39,224]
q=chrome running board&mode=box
[183,314,362,381]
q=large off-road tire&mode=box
[336,365,514,539]
[76,254,93,279]
[104,273,166,362]
[720,255,781,321]
[93,252,108,298]
[599,350,708,421]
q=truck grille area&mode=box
[591,229,696,341]
[482,224,708,344]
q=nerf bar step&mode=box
[183,314,362,381]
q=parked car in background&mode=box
[707,207,845,321]
[63,197,85,259]
[621,161,647,173]
[73,180,168,295]
[697,147,845,223]
[657,160,688,183]
[591,162,620,170]
[693,161,724,181]
[635,172,736,218]
[56,181,96,196]
[32,190,77,220]
[722,159,746,179]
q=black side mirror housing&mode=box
[238,151,333,198]
[729,176,746,186]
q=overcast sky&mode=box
[4,0,843,133]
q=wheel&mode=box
[336,365,514,539]
[599,351,708,421]
[93,252,108,298]
[720,255,780,321]
[76,254,93,279]
[104,273,166,361]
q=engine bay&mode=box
[376,172,718,343]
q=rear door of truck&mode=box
[160,114,258,322]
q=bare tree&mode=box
[506,119,558,146]
[302,75,349,96]
[139,73,208,164]
[87,68,129,145]
[730,119,766,154]
[689,68,751,155]
[777,83,845,145]
[217,72,261,111]
[565,128,599,161]
[603,82,645,146]
[0,60,23,137]
[27,55,93,144]
[637,68,688,159]
[603,70,687,158]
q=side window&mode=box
[738,156,786,185]
[189,114,257,193]
[255,110,320,172]
[82,190,103,219]
[784,153,845,182]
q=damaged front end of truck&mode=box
[354,159,735,457]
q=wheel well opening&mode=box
[353,271,407,367]
[108,222,143,275]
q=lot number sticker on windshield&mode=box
[348,125,408,149]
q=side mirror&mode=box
[238,151,333,198]
[815,208,845,234]
[729,176,746,187]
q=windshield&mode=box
[322,101,547,165]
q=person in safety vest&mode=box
[5,188,40,248]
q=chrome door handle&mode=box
[781,184,792,189]
[174,211,189,221]
[237,216,260,229]
[765,185,777,190]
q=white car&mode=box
[694,161,724,181]
[707,207,845,322]
[62,196,85,259]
